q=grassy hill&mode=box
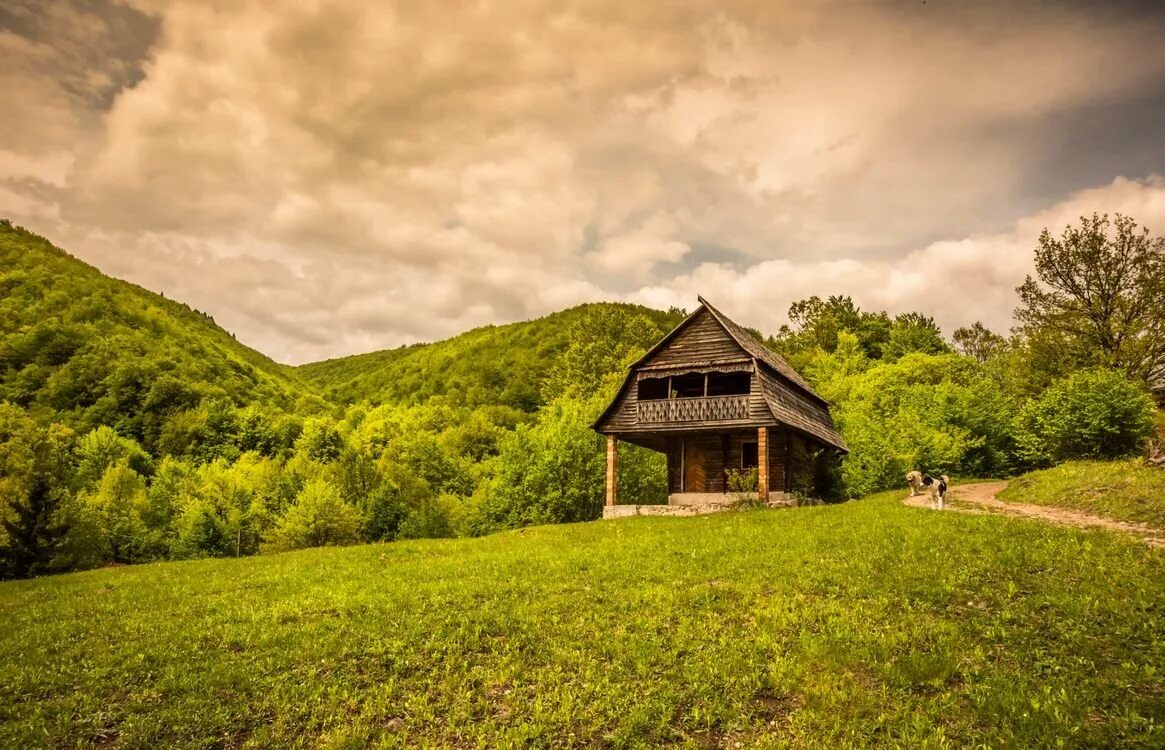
[0,221,322,447]
[296,303,684,410]
[1,489,1162,748]
[999,459,1165,527]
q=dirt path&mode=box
[903,481,1165,549]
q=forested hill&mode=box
[296,303,684,410]
[0,221,322,452]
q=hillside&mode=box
[1,489,1162,747]
[999,459,1165,528]
[296,303,685,410]
[0,221,322,449]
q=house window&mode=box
[706,372,750,396]
[742,441,758,469]
[638,378,669,400]
[671,373,705,398]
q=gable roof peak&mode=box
[693,296,826,405]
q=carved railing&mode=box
[637,395,750,424]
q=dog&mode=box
[905,470,924,496]
[906,470,949,510]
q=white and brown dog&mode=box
[906,470,949,510]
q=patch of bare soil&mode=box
[903,481,1165,549]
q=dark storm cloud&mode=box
[2,0,1165,362]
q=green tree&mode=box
[541,307,664,401]
[1013,368,1155,467]
[264,479,360,552]
[0,408,75,578]
[810,348,1014,496]
[883,313,949,361]
[1016,213,1165,386]
[477,397,606,531]
[777,296,892,359]
[953,322,1007,363]
[75,426,152,488]
[295,417,344,463]
[85,461,151,563]
[1,473,69,578]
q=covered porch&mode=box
[603,425,799,515]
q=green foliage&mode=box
[0,407,74,578]
[776,295,892,359]
[725,467,759,493]
[75,426,152,488]
[1012,368,1155,467]
[540,305,667,401]
[263,479,360,552]
[615,442,668,507]
[1015,213,1165,387]
[0,223,324,456]
[0,474,68,579]
[1,490,1163,746]
[807,339,1015,496]
[83,462,151,563]
[952,321,1008,362]
[477,397,607,530]
[296,303,682,410]
[295,417,344,463]
[882,312,950,361]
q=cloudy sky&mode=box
[4,0,1165,364]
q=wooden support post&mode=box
[606,435,618,507]
[757,426,769,501]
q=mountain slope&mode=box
[297,303,684,409]
[0,220,321,447]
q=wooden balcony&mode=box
[636,394,750,424]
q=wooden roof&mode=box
[592,298,847,451]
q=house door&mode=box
[683,441,707,492]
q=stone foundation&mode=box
[602,495,795,519]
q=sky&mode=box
[3,0,1165,364]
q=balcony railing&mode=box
[636,394,750,424]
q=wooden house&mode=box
[592,297,846,513]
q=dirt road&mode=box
[903,480,1165,549]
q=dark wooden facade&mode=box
[593,297,846,504]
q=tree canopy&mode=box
[1016,213,1165,386]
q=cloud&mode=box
[1,0,1164,362]
[626,175,1165,339]
[587,212,691,277]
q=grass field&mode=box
[1,490,1163,748]
[998,459,1165,528]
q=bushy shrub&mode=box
[1013,368,1155,467]
[263,479,360,552]
[477,397,605,530]
[725,468,758,493]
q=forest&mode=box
[1,214,1162,578]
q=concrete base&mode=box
[603,503,732,519]
[603,495,795,519]
[669,491,794,506]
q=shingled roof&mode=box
[696,296,825,403]
[593,297,847,452]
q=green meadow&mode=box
[2,489,1162,749]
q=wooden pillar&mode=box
[757,426,769,501]
[606,435,618,507]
